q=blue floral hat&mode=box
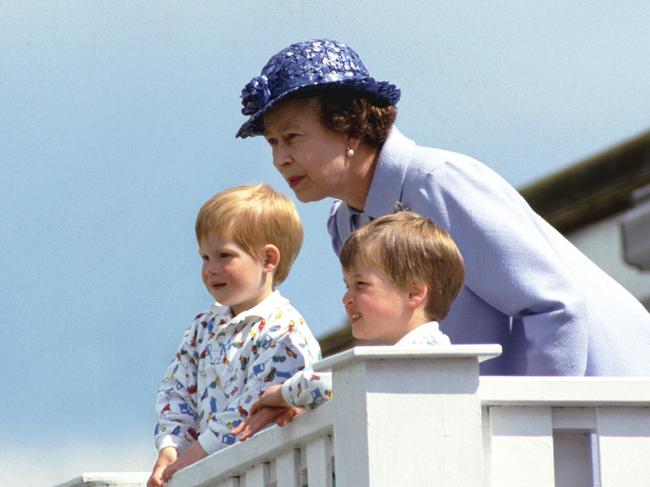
[236,39,401,138]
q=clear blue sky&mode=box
[1,2,649,485]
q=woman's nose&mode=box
[272,145,291,169]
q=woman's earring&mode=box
[346,148,355,158]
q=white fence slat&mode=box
[553,431,594,487]
[305,435,333,487]
[216,479,239,487]
[275,448,301,487]
[244,463,269,487]
[597,406,650,487]
[488,406,554,487]
[551,407,596,487]
[481,406,492,485]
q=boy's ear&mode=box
[408,281,428,309]
[262,244,281,272]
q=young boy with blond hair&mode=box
[148,184,321,487]
[234,211,464,440]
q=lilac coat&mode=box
[328,128,650,375]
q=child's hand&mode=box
[161,442,207,483]
[250,384,289,411]
[233,405,302,441]
[147,447,177,487]
[232,384,295,440]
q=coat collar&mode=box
[363,126,415,218]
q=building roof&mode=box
[520,130,650,233]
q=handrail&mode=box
[479,376,650,406]
[55,347,650,487]
[168,401,334,487]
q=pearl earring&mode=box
[346,148,355,157]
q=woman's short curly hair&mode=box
[292,87,397,147]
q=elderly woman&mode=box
[236,39,650,376]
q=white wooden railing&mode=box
[57,346,650,487]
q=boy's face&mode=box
[198,232,272,316]
[342,265,413,345]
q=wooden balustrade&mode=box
[56,346,650,487]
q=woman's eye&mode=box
[220,252,232,259]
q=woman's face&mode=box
[263,97,353,203]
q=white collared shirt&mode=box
[395,321,450,346]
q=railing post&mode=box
[314,345,501,487]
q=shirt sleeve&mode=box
[281,367,333,409]
[417,153,589,374]
[154,314,204,452]
[198,310,321,454]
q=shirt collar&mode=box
[363,126,415,218]
[209,290,288,323]
[395,321,443,346]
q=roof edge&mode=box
[519,130,650,233]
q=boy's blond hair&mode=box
[339,211,464,321]
[195,184,303,285]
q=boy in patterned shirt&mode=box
[148,184,321,487]
[234,211,465,439]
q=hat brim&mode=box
[235,78,400,139]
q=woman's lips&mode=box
[287,176,304,188]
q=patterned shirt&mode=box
[154,291,321,454]
[280,321,450,409]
